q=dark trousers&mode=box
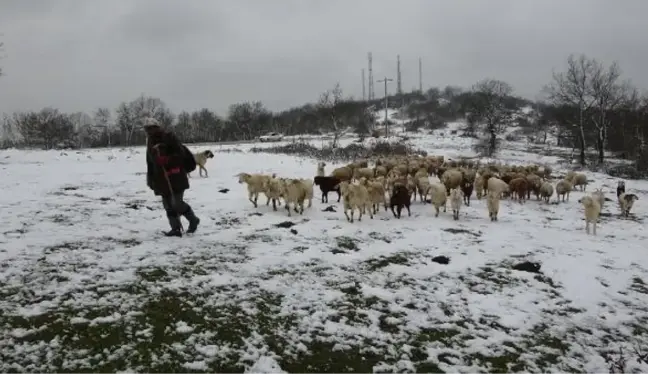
[162,191,195,230]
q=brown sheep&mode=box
[330,166,353,182]
[508,177,529,203]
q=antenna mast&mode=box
[367,52,375,101]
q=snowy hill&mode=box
[0,130,646,372]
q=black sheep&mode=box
[617,180,626,198]
[460,181,474,206]
[313,176,341,203]
[390,184,411,219]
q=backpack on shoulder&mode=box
[181,144,197,173]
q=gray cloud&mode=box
[0,0,647,116]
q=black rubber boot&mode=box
[184,207,200,234]
[164,213,183,237]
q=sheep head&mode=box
[236,173,250,184]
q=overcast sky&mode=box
[0,0,647,116]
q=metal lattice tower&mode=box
[362,69,366,101]
[377,76,393,136]
[396,55,402,95]
[367,52,375,101]
[418,57,423,93]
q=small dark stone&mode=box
[431,255,450,265]
[219,188,230,193]
[322,206,336,212]
[126,203,140,210]
[248,212,263,217]
[512,261,542,273]
[290,229,298,235]
[275,221,296,229]
[62,186,78,191]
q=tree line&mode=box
[1,53,647,170]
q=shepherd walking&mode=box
[144,118,200,237]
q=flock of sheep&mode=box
[233,154,640,235]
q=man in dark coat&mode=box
[144,118,200,237]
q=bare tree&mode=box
[15,108,75,149]
[589,60,631,164]
[93,107,113,146]
[115,102,136,145]
[116,95,173,145]
[318,83,345,148]
[227,101,271,140]
[470,79,515,156]
[545,54,599,166]
[69,112,95,148]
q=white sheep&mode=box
[441,169,463,193]
[566,171,588,191]
[416,176,432,203]
[237,172,272,208]
[618,192,639,218]
[263,176,283,211]
[428,182,447,217]
[340,181,373,222]
[590,188,606,210]
[578,195,601,235]
[539,181,554,204]
[363,178,388,214]
[299,178,314,208]
[316,162,326,177]
[486,177,509,198]
[449,187,464,220]
[280,178,309,216]
[475,176,485,199]
[555,179,573,202]
[486,190,500,221]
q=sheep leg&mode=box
[443,202,447,212]
[585,221,590,234]
[396,205,402,219]
[336,191,341,202]
[434,206,440,217]
[350,209,355,222]
[298,201,305,214]
[391,205,398,218]
[272,198,277,211]
[308,198,312,208]
[592,221,597,235]
[406,204,411,217]
[266,196,271,206]
[249,192,258,208]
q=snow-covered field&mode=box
[1,133,648,373]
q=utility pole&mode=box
[377,76,393,136]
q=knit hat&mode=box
[143,117,160,129]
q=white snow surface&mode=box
[1,135,648,373]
